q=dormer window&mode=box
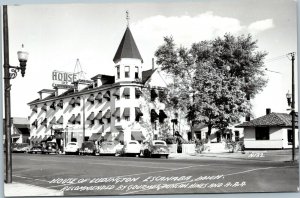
[135,66,139,79]
[116,65,120,79]
[125,66,130,78]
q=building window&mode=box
[255,127,270,140]
[125,66,130,78]
[135,66,139,79]
[288,129,293,145]
[116,65,120,79]
[235,131,240,142]
[151,89,158,101]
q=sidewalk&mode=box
[169,150,299,162]
[4,182,63,197]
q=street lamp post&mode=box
[3,5,29,183]
[286,52,296,162]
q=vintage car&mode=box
[28,144,44,154]
[12,143,30,153]
[121,140,141,156]
[99,141,117,155]
[141,140,169,158]
[79,141,98,155]
[65,142,80,155]
[43,142,59,154]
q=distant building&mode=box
[2,117,30,144]
[27,26,190,149]
[236,109,299,149]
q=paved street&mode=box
[5,153,299,196]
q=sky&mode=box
[1,0,298,119]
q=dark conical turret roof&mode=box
[113,27,143,63]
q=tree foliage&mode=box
[155,34,268,137]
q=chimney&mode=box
[152,58,155,70]
[266,108,271,115]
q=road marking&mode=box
[121,165,298,195]
[88,162,174,170]
[223,165,296,177]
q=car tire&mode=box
[166,154,169,159]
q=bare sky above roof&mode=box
[1,0,297,118]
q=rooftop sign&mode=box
[52,70,78,88]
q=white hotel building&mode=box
[27,27,189,149]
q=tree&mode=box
[155,34,267,139]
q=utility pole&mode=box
[3,5,12,183]
[288,52,296,162]
[291,52,295,162]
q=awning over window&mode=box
[95,92,102,101]
[87,94,95,103]
[50,117,56,124]
[31,136,37,142]
[32,105,38,113]
[131,131,145,141]
[103,91,110,99]
[75,113,81,124]
[87,112,95,120]
[29,136,35,141]
[159,110,167,118]
[32,120,38,128]
[41,118,47,127]
[89,133,102,141]
[113,108,120,118]
[41,135,49,142]
[57,100,63,109]
[123,88,130,96]
[103,132,113,141]
[151,89,158,99]
[50,102,56,110]
[159,110,168,123]
[68,114,76,124]
[57,116,63,124]
[41,103,47,112]
[123,108,130,117]
[103,110,111,119]
[151,109,159,122]
[115,132,124,142]
[75,97,81,105]
[95,111,102,120]
[135,88,142,97]
[69,98,75,106]
[135,107,143,117]
[35,135,43,143]
[113,88,120,98]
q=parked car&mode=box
[12,143,30,153]
[99,141,117,155]
[28,144,44,154]
[141,140,169,158]
[65,142,80,155]
[121,140,141,156]
[79,141,98,155]
[43,142,59,154]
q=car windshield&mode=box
[103,142,113,146]
[154,142,165,145]
[129,142,137,144]
[82,142,94,148]
[46,143,56,146]
[68,143,77,146]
